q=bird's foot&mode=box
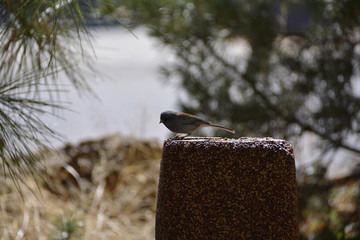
[171,133,189,140]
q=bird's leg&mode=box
[171,133,189,139]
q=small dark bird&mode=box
[160,111,235,137]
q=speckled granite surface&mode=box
[156,137,298,240]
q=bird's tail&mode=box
[205,124,235,134]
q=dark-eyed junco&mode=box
[160,110,235,137]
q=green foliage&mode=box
[49,212,85,240]
[100,0,118,15]
[0,0,92,89]
[0,0,93,187]
[0,73,63,190]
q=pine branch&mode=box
[0,72,65,185]
[204,40,360,155]
[0,0,95,189]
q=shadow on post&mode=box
[156,137,298,240]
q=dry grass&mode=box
[0,134,162,240]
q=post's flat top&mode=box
[165,136,286,143]
[164,137,294,157]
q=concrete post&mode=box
[155,137,298,240]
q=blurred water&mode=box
[43,26,178,146]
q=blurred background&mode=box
[41,26,179,145]
[0,0,360,239]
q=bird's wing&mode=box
[177,112,209,125]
